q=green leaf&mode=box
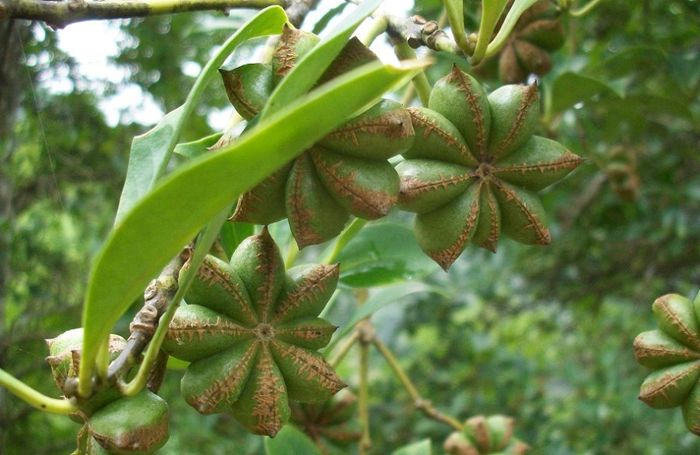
[484,0,539,60]
[114,6,288,224]
[116,106,184,223]
[219,222,255,259]
[472,0,509,63]
[174,133,223,160]
[264,425,321,455]
[336,223,439,288]
[80,60,424,392]
[311,2,349,35]
[259,0,382,121]
[391,439,432,455]
[335,282,442,342]
[549,72,622,115]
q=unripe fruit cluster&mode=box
[634,293,700,435]
[444,415,528,454]
[499,0,566,83]
[163,228,344,437]
[222,27,414,248]
[45,329,169,454]
[396,66,581,269]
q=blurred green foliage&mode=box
[1,0,700,453]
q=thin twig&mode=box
[358,334,371,454]
[330,330,359,368]
[372,335,464,431]
[0,0,284,28]
[0,368,77,415]
[344,0,460,53]
[284,0,321,26]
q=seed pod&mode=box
[272,25,320,82]
[444,414,529,455]
[163,229,344,436]
[397,67,581,268]
[88,390,169,454]
[220,63,273,120]
[291,389,362,453]
[45,329,126,392]
[222,30,414,248]
[497,0,566,83]
[604,146,640,201]
[652,294,700,351]
[635,292,700,435]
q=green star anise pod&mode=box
[499,0,566,83]
[290,389,361,454]
[162,228,345,436]
[220,26,414,247]
[46,329,169,454]
[396,66,582,269]
[634,293,700,435]
[444,415,529,455]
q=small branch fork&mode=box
[328,317,464,451]
[346,0,462,54]
[106,252,186,383]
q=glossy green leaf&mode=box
[116,106,184,223]
[264,424,321,455]
[336,223,440,288]
[114,6,287,224]
[259,0,382,121]
[485,0,538,60]
[312,2,349,35]
[550,72,622,115]
[80,60,424,393]
[391,439,432,455]
[219,222,255,259]
[174,133,223,160]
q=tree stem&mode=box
[0,0,284,28]
[0,368,77,415]
[358,339,371,454]
[107,254,184,382]
[569,0,605,17]
[373,336,464,431]
[329,330,359,368]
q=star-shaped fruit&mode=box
[396,66,582,269]
[162,228,345,436]
[634,293,700,435]
[290,390,361,454]
[45,329,169,454]
[220,26,414,247]
[444,415,528,455]
[499,0,565,83]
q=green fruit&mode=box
[497,0,565,83]
[88,390,169,454]
[444,415,529,455]
[291,390,362,454]
[397,67,582,269]
[224,30,414,247]
[45,329,126,392]
[163,229,344,436]
[635,293,700,434]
